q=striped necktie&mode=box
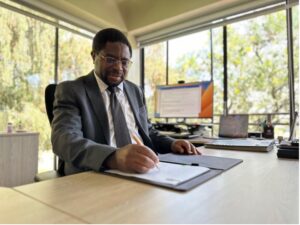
[107,86,132,147]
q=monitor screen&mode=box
[154,81,213,118]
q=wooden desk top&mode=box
[0,187,84,223]
[14,148,299,224]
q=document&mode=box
[106,162,209,186]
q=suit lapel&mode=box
[124,82,153,148]
[84,72,110,145]
[124,82,141,126]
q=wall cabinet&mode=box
[0,132,39,187]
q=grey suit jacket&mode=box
[51,71,174,175]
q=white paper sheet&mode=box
[106,162,209,186]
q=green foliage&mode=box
[0,6,93,159]
[144,8,298,136]
[227,11,289,117]
[144,43,167,116]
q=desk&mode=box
[0,187,83,223]
[14,148,299,224]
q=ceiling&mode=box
[18,0,281,46]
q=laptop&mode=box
[205,115,274,152]
[218,115,249,138]
[205,139,274,152]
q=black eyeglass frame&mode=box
[99,54,133,69]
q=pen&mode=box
[131,132,160,170]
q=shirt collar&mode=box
[93,70,124,93]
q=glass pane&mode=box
[58,29,93,81]
[212,27,224,116]
[0,0,57,23]
[0,6,55,172]
[144,42,167,119]
[168,31,211,84]
[292,6,299,138]
[227,10,289,136]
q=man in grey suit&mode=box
[51,28,200,176]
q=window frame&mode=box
[141,5,298,136]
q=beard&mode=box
[100,69,126,87]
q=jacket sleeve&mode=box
[51,81,116,173]
[138,86,175,154]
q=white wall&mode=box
[127,48,140,86]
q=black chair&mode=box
[34,84,63,181]
[45,84,57,124]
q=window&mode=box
[0,2,93,172]
[211,27,224,135]
[142,6,298,138]
[293,6,299,138]
[59,29,93,81]
[0,6,55,172]
[144,42,166,119]
[227,11,290,135]
[168,31,211,84]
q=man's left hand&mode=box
[171,140,201,155]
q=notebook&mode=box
[205,138,274,152]
[219,115,249,138]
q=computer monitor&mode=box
[154,81,213,118]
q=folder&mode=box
[159,153,243,170]
[104,154,242,191]
[106,162,210,186]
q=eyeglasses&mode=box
[99,54,132,69]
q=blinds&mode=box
[137,0,298,47]
[0,0,95,39]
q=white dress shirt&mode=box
[94,72,142,147]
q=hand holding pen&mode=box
[131,133,160,170]
[104,133,159,173]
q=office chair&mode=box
[34,84,63,181]
[45,84,57,124]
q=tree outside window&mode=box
[227,11,290,136]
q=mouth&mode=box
[107,73,123,83]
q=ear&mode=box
[91,51,96,61]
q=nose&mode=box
[113,60,123,70]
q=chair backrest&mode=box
[44,83,65,175]
[45,84,57,124]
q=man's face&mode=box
[92,42,131,87]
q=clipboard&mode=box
[103,154,242,192]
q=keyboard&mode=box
[158,131,200,139]
[168,133,200,139]
[205,139,274,152]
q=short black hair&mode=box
[92,28,132,57]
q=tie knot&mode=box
[107,86,117,94]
